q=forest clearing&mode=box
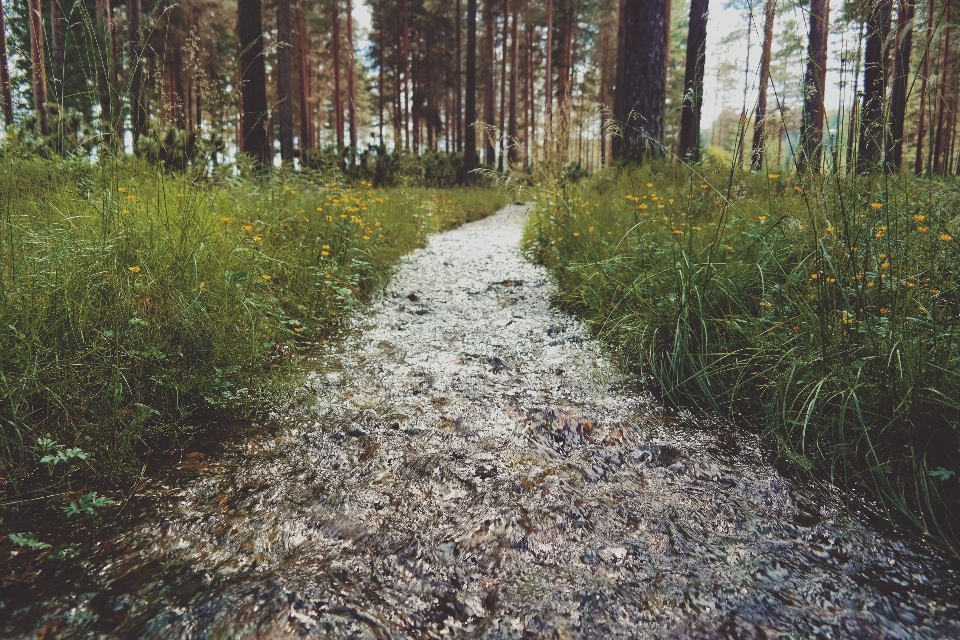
[2,0,960,635]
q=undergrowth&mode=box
[0,154,508,533]
[525,161,960,554]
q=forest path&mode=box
[6,204,960,638]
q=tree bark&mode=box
[400,0,410,149]
[886,0,915,169]
[346,0,357,151]
[555,0,575,157]
[0,0,15,126]
[297,0,312,152]
[857,0,890,172]
[277,0,295,161]
[934,1,952,174]
[751,0,774,169]
[332,0,344,151]
[915,0,935,174]
[498,0,509,171]
[544,0,553,159]
[128,0,148,145]
[483,0,496,164]
[797,0,830,172]
[377,0,384,146]
[465,0,478,179]
[506,5,519,165]
[238,0,269,163]
[50,0,64,98]
[612,0,667,163]
[27,0,49,135]
[456,0,463,151]
[678,0,709,162]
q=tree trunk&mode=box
[915,0,935,174]
[544,0,553,159]
[555,0,575,158]
[346,0,357,151]
[0,0,15,126]
[377,0,384,146]
[798,0,829,172]
[498,0,509,171]
[857,0,890,172]
[678,0,709,161]
[238,0,269,163]
[128,0,148,145]
[506,5,519,165]
[887,0,915,169]
[401,0,410,150]
[465,0,478,179]
[612,0,667,163]
[483,0,496,164]
[456,0,463,151]
[751,0,774,169]
[297,1,312,152]
[27,0,49,135]
[277,0,295,161]
[50,0,64,98]
[934,1,952,174]
[332,0,344,152]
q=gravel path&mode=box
[5,204,960,639]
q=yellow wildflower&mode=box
[122,209,130,214]
[244,225,253,232]
[811,273,819,279]
[647,183,653,188]
[321,251,329,257]
[759,215,768,223]
[588,227,595,233]
[915,214,926,222]
[363,235,370,241]
[826,226,835,232]
[573,232,580,237]
[221,217,231,222]
[768,173,779,179]
[117,187,127,193]
[253,235,263,242]
[126,194,135,201]
[129,266,141,273]
[918,226,929,233]
[941,233,952,241]
[262,274,272,280]
[870,202,883,210]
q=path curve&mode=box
[6,204,960,638]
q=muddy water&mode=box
[4,204,960,638]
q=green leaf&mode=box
[8,532,51,549]
[928,467,956,482]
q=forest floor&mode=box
[3,204,960,638]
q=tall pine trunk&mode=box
[297,0,312,152]
[544,0,553,159]
[0,0,14,126]
[934,2,952,173]
[332,0,344,151]
[678,0,708,161]
[401,0,410,149]
[50,0,64,99]
[377,0,384,146]
[751,0,774,169]
[456,0,463,151]
[277,0,294,161]
[915,0,935,173]
[612,0,667,163]
[498,0,508,171]
[857,0,890,173]
[887,0,915,168]
[798,0,829,172]
[346,0,357,150]
[555,0,575,157]
[28,0,49,135]
[483,0,496,164]
[239,0,269,163]
[465,0,478,179]
[128,0,147,145]
[507,4,519,164]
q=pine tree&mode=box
[277,0,295,161]
[0,0,13,126]
[678,0,708,162]
[239,0,269,163]
[798,0,830,172]
[613,0,668,163]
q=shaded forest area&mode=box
[1,0,956,179]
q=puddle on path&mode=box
[3,204,959,638]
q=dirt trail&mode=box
[4,204,960,638]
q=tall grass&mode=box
[526,162,960,553]
[0,153,508,516]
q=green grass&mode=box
[0,154,509,521]
[525,161,960,553]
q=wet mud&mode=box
[3,205,960,638]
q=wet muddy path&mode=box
[4,205,960,638]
